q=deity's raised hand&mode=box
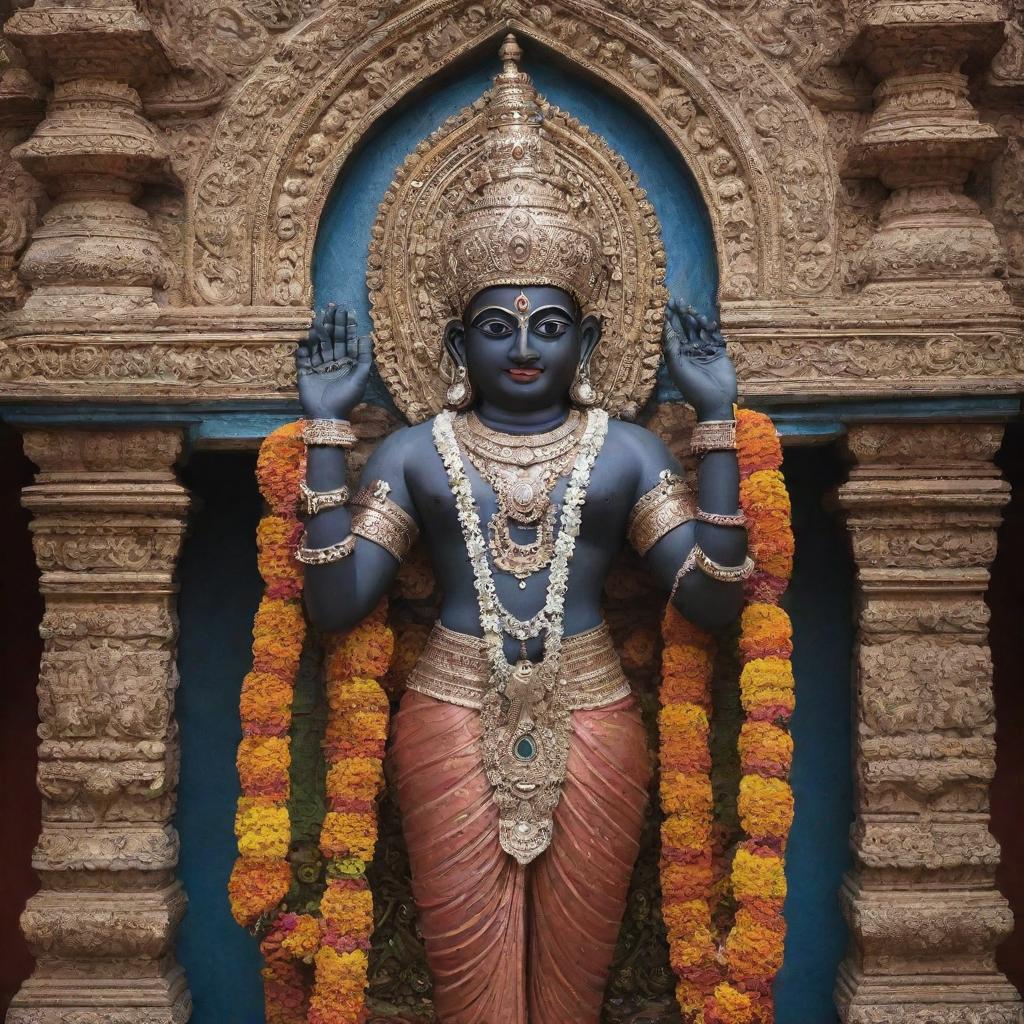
[294,304,373,420]
[662,297,738,421]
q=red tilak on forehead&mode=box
[515,291,530,313]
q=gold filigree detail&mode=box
[350,479,420,562]
[368,36,666,423]
[627,470,696,556]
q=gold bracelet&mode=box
[302,418,358,449]
[350,479,419,562]
[696,507,746,528]
[294,532,355,565]
[627,470,695,556]
[299,480,350,517]
[694,546,755,584]
[690,419,736,457]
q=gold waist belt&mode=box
[407,621,631,711]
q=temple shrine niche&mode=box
[0,4,1022,1024]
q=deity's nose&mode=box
[509,320,539,364]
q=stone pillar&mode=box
[835,422,1021,1024]
[4,1,176,315]
[844,0,1010,307]
[9,427,192,1024]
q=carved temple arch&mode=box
[186,0,837,308]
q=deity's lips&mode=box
[505,368,543,382]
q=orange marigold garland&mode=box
[660,408,796,1024]
[230,422,393,1024]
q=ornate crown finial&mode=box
[436,37,607,316]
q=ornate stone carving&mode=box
[836,421,1021,1024]
[6,1,178,313]
[8,427,192,1024]
[841,0,1012,306]
[185,0,837,307]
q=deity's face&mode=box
[443,285,601,415]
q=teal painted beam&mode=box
[0,396,1018,448]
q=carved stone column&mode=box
[844,0,1011,307]
[4,2,176,314]
[835,422,1021,1024]
[9,427,192,1024]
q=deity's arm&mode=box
[301,427,422,633]
[628,426,747,630]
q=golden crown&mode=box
[436,36,608,316]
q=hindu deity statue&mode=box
[292,36,749,1024]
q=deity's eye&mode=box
[534,318,569,339]
[476,318,514,338]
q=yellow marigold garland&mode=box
[229,422,393,1024]
[660,408,796,1024]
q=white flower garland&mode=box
[432,407,609,685]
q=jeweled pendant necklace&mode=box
[454,410,585,586]
[432,405,609,863]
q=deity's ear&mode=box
[442,317,467,369]
[579,312,602,370]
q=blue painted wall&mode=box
[175,42,851,1024]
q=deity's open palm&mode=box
[662,298,738,420]
[294,305,373,420]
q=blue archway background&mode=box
[174,42,852,1024]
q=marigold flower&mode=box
[324,675,389,716]
[385,621,430,693]
[731,847,787,902]
[394,546,436,599]
[326,757,384,805]
[320,880,375,936]
[235,798,291,860]
[739,604,793,661]
[237,736,291,799]
[326,620,394,680]
[228,857,291,927]
[257,423,306,516]
[252,598,305,677]
[240,671,294,736]
[738,722,793,777]
[621,625,658,672]
[736,409,782,479]
[724,908,786,982]
[660,771,713,822]
[309,946,369,1024]
[707,981,756,1024]
[257,516,304,592]
[737,776,794,841]
[279,912,322,963]
[739,658,795,720]
[320,810,378,861]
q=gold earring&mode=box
[445,365,473,409]
[570,364,596,407]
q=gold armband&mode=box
[627,470,695,557]
[299,480,350,517]
[302,418,358,449]
[350,479,419,562]
[295,533,356,565]
[696,507,746,528]
[669,544,754,599]
[690,419,736,457]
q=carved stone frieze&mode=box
[5,1,179,313]
[836,420,1021,1024]
[184,0,837,307]
[841,0,1012,306]
[10,426,193,1024]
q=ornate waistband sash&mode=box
[407,621,631,712]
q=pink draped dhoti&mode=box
[390,686,651,1023]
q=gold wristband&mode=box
[627,470,696,557]
[690,419,736,457]
[299,480,350,517]
[302,418,358,449]
[295,533,356,565]
[695,507,746,528]
[350,479,419,562]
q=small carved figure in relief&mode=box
[292,36,747,1023]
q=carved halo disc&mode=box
[368,91,667,423]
